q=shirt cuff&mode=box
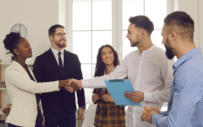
[143,92,152,102]
[152,113,160,125]
[81,79,89,88]
[54,81,60,91]
[152,113,167,127]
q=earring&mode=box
[17,53,19,55]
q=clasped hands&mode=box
[92,94,114,103]
[140,106,161,124]
[65,79,146,104]
[65,79,82,92]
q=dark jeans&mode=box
[8,124,21,127]
[8,123,42,127]
[44,110,76,127]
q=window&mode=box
[122,0,168,58]
[67,0,173,109]
[71,0,113,104]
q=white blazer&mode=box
[5,61,59,127]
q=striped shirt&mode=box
[152,47,203,127]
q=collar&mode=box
[11,61,37,81]
[173,47,202,72]
[51,47,65,55]
[11,60,25,72]
[137,45,156,56]
[104,66,115,75]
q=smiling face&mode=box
[101,47,115,66]
[126,23,140,47]
[50,27,67,48]
[14,38,32,58]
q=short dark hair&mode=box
[94,44,120,77]
[129,16,154,35]
[3,32,22,56]
[164,11,194,28]
[164,11,194,39]
[48,24,64,36]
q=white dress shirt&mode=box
[51,47,65,67]
[82,45,174,127]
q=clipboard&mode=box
[104,79,141,106]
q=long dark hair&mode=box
[94,44,120,77]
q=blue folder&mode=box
[104,79,141,106]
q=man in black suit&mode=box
[33,24,85,127]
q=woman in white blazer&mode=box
[3,32,70,127]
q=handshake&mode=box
[140,106,161,124]
[64,79,82,92]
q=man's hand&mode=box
[92,94,100,103]
[77,107,84,120]
[65,79,82,93]
[101,94,114,102]
[148,106,161,115]
[124,91,144,103]
[140,106,160,124]
[141,106,152,123]
[42,114,45,126]
[2,107,11,116]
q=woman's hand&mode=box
[42,114,45,126]
[92,94,100,103]
[101,94,114,102]
[2,107,11,116]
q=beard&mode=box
[165,38,174,60]
[131,41,139,47]
[130,35,139,47]
[54,39,67,48]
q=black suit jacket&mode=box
[33,49,85,115]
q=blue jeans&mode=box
[44,110,76,127]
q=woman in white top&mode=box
[3,32,70,127]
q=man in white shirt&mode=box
[67,16,173,127]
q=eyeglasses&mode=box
[54,33,68,37]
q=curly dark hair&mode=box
[3,32,22,56]
[94,44,120,77]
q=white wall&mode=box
[0,0,60,63]
[174,0,202,50]
[0,0,64,116]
